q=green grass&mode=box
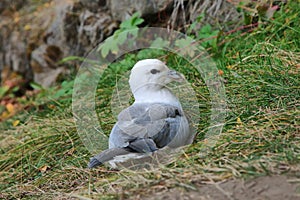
[0,2,299,199]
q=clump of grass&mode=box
[0,1,299,199]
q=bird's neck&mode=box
[132,86,181,107]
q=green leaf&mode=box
[100,43,110,57]
[131,16,144,26]
[116,31,128,44]
[12,86,20,93]
[98,12,145,57]
[175,37,194,48]
[120,19,132,29]
[100,37,119,57]
[0,86,9,98]
[175,38,198,57]
[59,56,86,64]
[199,24,212,34]
[120,12,143,29]
[150,37,169,48]
[30,82,44,90]
[53,89,65,99]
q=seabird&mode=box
[88,59,192,168]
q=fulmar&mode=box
[88,59,193,168]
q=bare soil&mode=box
[142,175,300,200]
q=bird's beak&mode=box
[167,70,185,82]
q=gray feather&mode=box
[109,103,186,148]
[89,102,190,168]
[88,148,133,168]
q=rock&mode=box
[30,44,64,87]
[108,0,173,21]
[76,9,116,54]
[0,26,33,84]
[0,0,116,87]
[78,0,107,12]
[32,0,116,86]
[0,0,244,87]
[30,0,116,87]
[28,0,73,87]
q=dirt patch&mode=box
[142,175,300,200]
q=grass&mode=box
[0,1,299,199]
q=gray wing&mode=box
[88,147,133,168]
[108,103,189,152]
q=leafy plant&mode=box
[186,13,219,50]
[99,12,144,57]
[197,24,219,49]
[0,85,9,98]
[1,2,300,199]
[53,80,74,100]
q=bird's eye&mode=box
[150,69,160,74]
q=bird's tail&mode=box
[88,148,134,168]
[88,138,159,168]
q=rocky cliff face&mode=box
[0,0,241,87]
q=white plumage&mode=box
[88,59,192,168]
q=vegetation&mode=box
[0,1,299,199]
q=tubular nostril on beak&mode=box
[168,70,185,82]
[168,70,177,76]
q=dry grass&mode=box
[1,1,300,199]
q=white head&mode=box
[129,59,185,94]
[128,59,185,106]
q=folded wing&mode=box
[89,103,190,168]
